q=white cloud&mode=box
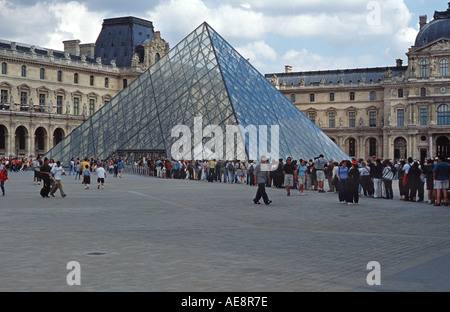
[0,0,105,50]
[48,1,106,49]
[146,0,266,43]
[235,41,278,72]
[281,48,384,72]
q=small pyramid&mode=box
[46,22,348,162]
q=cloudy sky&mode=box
[0,0,444,74]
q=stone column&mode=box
[429,134,434,158]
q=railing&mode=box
[124,164,155,177]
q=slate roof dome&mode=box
[415,3,450,47]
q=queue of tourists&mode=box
[0,153,449,207]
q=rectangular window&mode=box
[89,99,95,116]
[20,92,27,111]
[39,94,45,111]
[421,88,426,97]
[398,89,404,98]
[349,112,356,127]
[57,70,62,82]
[1,62,6,75]
[310,94,315,102]
[105,77,109,88]
[329,93,335,101]
[90,75,94,86]
[440,59,448,77]
[57,96,63,114]
[329,113,335,128]
[21,65,26,77]
[350,92,355,101]
[369,111,377,127]
[290,94,295,103]
[73,98,79,116]
[40,68,45,80]
[397,109,404,126]
[123,79,128,89]
[420,108,427,125]
[309,113,316,124]
[20,92,27,105]
[370,91,376,101]
[74,73,78,84]
[1,90,8,103]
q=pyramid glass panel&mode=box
[46,22,347,163]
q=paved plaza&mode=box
[0,170,449,292]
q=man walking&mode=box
[314,154,328,193]
[253,156,272,205]
[50,161,67,198]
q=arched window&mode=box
[440,59,448,77]
[1,62,6,75]
[21,65,27,77]
[437,104,450,125]
[40,68,45,80]
[57,70,62,82]
[155,53,160,63]
[420,60,429,78]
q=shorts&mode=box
[97,178,105,184]
[83,176,91,184]
[284,174,294,187]
[426,179,434,191]
[34,171,40,178]
[434,180,449,190]
[298,175,306,185]
[316,170,325,182]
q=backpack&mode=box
[228,163,234,171]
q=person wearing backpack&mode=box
[382,160,394,199]
[227,160,235,183]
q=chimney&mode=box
[79,43,95,58]
[63,40,81,57]
[396,59,403,67]
[285,65,292,73]
[419,15,427,29]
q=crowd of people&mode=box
[0,153,449,207]
[132,154,450,206]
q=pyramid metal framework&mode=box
[46,23,348,162]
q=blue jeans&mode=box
[228,170,234,183]
[69,166,73,175]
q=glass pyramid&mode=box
[46,23,348,162]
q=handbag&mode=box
[382,167,394,181]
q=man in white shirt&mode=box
[50,161,66,198]
[97,165,106,190]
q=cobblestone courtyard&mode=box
[0,171,449,291]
